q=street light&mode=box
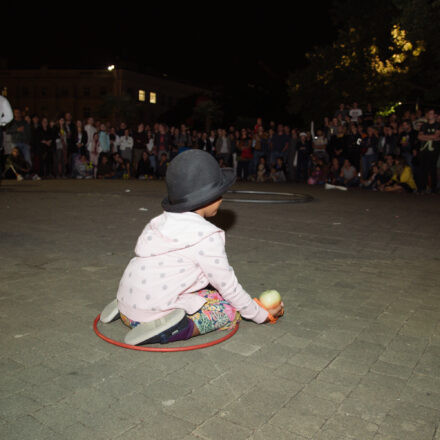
[107,65,115,72]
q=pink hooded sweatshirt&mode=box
[117,211,268,324]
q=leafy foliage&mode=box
[287,0,440,122]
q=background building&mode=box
[0,67,209,122]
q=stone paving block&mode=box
[221,387,288,430]
[162,394,217,426]
[220,339,261,356]
[0,393,42,420]
[286,391,338,417]
[303,378,352,403]
[312,429,353,440]
[18,381,70,406]
[313,329,359,350]
[414,351,440,377]
[273,362,318,384]
[189,382,237,410]
[77,407,140,438]
[370,360,414,380]
[141,379,194,403]
[378,349,421,368]
[337,396,392,424]
[326,356,371,375]
[388,401,440,426]
[360,371,407,393]
[194,417,253,440]
[275,332,312,349]
[316,367,362,388]
[0,374,28,397]
[269,407,328,439]
[0,415,58,440]
[251,423,309,439]
[57,423,108,440]
[399,385,440,410]
[378,414,436,440]
[321,414,378,440]
[33,401,89,432]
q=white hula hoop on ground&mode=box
[224,190,313,204]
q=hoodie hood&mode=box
[135,212,223,257]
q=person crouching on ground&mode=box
[116,149,284,344]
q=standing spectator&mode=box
[361,126,379,179]
[295,132,311,183]
[286,129,298,181]
[363,103,375,126]
[346,124,362,171]
[215,129,232,166]
[54,117,68,178]
[64,112,76,175]
[132,123,147,173]
[109,127,120,154]
[398,120,416,167]
[251,127,268,176]
[36,117,55,178]
[73,120,88,160]
[312,127,328,162]
[89,132,101,177]
[270,124,290,166]
[98,124,110,157]
[119,128,133,163]
[236,128,253,181]
[154,123,170,157]
[84,117,97,153]
[349,102,363,122]
[334,103,348,120]
[417,109,440,193]
[7,109,32,166]
[30,114,41,175]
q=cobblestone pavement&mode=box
[1,180,439,440]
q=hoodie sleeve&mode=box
[194,232,268,324]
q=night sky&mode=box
[4,4,336,119]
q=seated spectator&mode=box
[270,157,287,182]
[308,155,326,185]
[376,162,393,191]
[384,157,417,193]
[156,152,168,180]
[256,156,268,182]
[360,164,379,190]
[328,158,342,185]
[72,154,94,179]
[137,151,153,179]
[3,147,30,180]
[97,155,114,179]
[339,159,359,188]
[112,153,130,179]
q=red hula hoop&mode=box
[93,314,239,352]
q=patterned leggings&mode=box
[121,289,241,334]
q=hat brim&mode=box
[162,168,236,213]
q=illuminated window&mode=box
[138,89,145,102]
[150,92,157,104]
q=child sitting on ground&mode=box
[115,149,284,344]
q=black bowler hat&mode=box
[162,149,235,212]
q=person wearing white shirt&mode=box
[119,129,134,162]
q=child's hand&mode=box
[265,302,284,322]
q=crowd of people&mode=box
[1,102,439,194]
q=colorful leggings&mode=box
[121,289,241,335]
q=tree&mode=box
[287,0,432,123]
